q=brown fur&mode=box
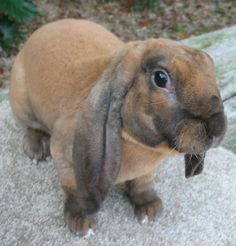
[9,19,226,236]
[126,173,163,221]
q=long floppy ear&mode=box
[72,42,144,215]
[184,153,205,178]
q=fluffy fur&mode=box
[9,19,226,236]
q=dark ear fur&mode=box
[72,42,143,216]
[184,153,205,178]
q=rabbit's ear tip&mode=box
[184,153,205,178]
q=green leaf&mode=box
[22,1,43,16]
[0,17,23,53]
[0,0,42,53]
[0,0,41,23]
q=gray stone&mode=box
[222,97,236,153]
[1,99,236,245]
[0,89,8,103]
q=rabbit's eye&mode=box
[153,70,169,88]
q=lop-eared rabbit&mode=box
[10,19,226,236]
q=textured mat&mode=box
[1,100,236,246]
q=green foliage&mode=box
[133,0,161,11]
[0,0,42,23]
[99,0,161,11]
[0,0,42,54]
[0,16,23,53]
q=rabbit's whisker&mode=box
[144,100,166,106]
[167,147,177,156]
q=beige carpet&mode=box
[1,99,236,246]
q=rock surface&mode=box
[1,99,236,246]
[0,89,7,103]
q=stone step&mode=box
[0,89,8,103]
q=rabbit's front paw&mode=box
[23,128,50,162]
[134,196,163,222]
[64,193,97,237]
[64,209,96,237]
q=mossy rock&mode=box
[0,90,8,103]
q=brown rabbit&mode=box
[9,19,226,236]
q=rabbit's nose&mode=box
[208,95,223,117]
[207,111,227,138]
[205,95,226,138]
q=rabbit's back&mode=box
[10,19,123,130]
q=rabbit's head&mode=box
[73,39,226,214]
[121,39,226,177]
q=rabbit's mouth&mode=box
[173,112,227,154]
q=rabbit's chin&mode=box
[174,118,216,154]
